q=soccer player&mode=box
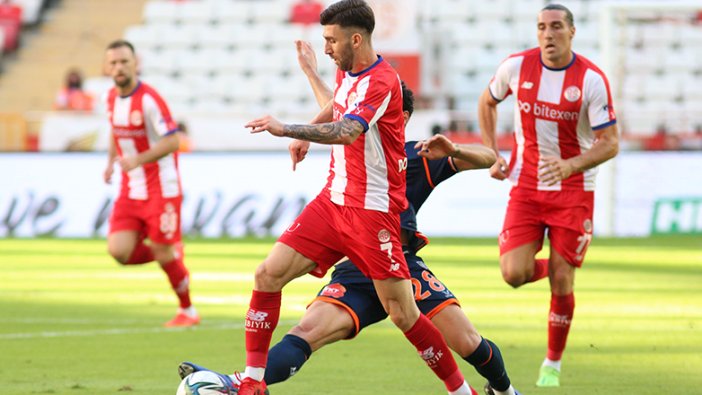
[478,4,619,387]
[237,1,474,394]
[102,40,199,327]
[181,45,520,393]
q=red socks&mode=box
[547,292,575,360]
[161,256,191,308]
[125,241,154,265]
[245,290,282,367]
[528,258,549,283]
[404,314,465,392]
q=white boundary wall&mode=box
[1,151,700,238]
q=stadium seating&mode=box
[71,0,702,148]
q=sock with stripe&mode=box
[464,337,511,392]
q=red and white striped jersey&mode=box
[489,48,617,191]
[321,56,408,214]
[106,82,181,200]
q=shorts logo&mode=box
[583,219,593,233]
[377,229,391,243]
[389,263,400,271]
[130,110,143,126]
[498,230,509,246]
[320,283,346,298]
[564,86,581,102]
[286,223,301,233]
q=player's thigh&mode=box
[289,301,356,352]
[107,230,140,261]
[254,242,318,291]
[373,277,419,330]
[499,192,546,260]
[314,277,388,338]
[430,304,481,357]
[278,196,345,278]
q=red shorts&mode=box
[278,195,409,280]
[499,189,594,267]
[109,196,182,245]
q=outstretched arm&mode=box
[247,115,363,145]
[415,134,496,171]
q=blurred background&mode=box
[0,0,701,240]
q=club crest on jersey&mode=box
[583,219,593,233]
[130,110,143,126]
[564,86,581,102]
[377,229,391,243]
[320,283,346,298]
[347,92,358,109]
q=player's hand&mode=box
[539,156,573,185]
[489,156,509,180]
[414,135,455,159]
[118,156,140,172]
[295,40,317,76]
[246,115,285,137]
[103,160,116,184]
[289,140,310,171]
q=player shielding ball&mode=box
[478,4,619,387]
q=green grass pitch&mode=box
[1,236,700,394]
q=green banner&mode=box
[651,198,702,235]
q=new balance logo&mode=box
[549,312,572,327]
[521,81,534,89]
[390,263,400,271]
[245,309,272,330]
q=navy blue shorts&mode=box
[313,253,459,338]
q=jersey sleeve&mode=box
[488,56,518,102]
[344,73,397,133]
[584,69,617,131]
[143,93,179,137]
[425,157,458,187]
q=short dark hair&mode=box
[541,3,574,27]
[400,81,414,117]
[106,39,136,54]
[320,0,375,35]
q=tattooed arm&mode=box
[247,115,365,145]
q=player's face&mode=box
[537,10,575,67]
[323,24,355,71]
[105,46,138,89]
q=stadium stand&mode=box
[1,0,701,151]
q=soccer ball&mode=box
[176,371,232,395]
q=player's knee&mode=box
[500,266,527,288]
[386,301,419,331]
[107,246,130,264]
[253,263,285,291]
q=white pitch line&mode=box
[0,320,299,340]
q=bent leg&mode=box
[499,240,542,288]
[375,278,468,394]
[107,230,140,264]
[245,242,317,381]
[265,301,354,385]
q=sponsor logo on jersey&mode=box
[521,81,534,89]
[113,127,146,138]
[320,283,346,298]
[518,100,579,121]
[563,85,581,102]
[130,110,143,126]
[378,229,391,243]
